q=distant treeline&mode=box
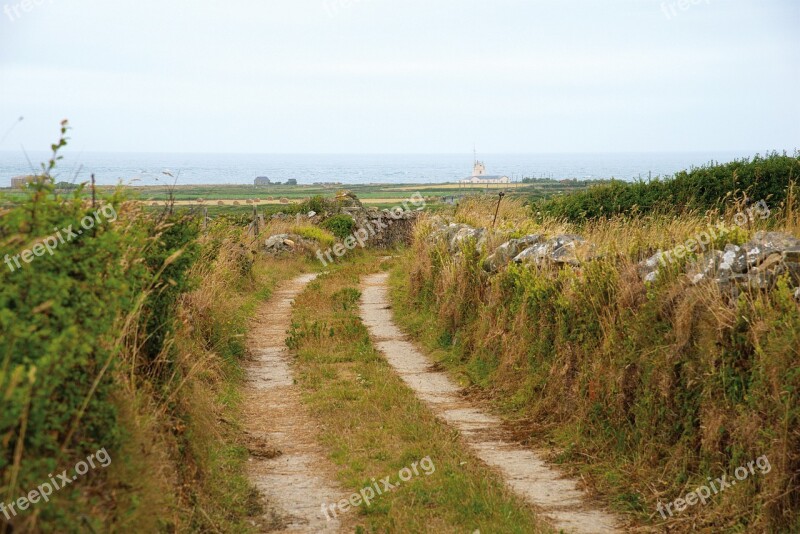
[535,152,800,221]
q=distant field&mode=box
[1,180,593,213]
[150,198,435,206]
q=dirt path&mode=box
[244,274,349,533]
[360,272,622,534]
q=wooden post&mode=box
[492,192,505,228]
[91,173,96,208]
[253,204,259,236]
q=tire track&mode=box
[360,272,621,534]
[244,274,349,533]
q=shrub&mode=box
[0,123,202,530]
[320,215,356,240]
[536,152,800,221]
[300,195,327,214]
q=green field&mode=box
[0,179,594,219]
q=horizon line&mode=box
[0,149,792,156]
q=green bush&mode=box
[0,124,202,529]
[320,215,356,240]
[536,152,800,221]
[300,195,327,215]
[138,214,201,374]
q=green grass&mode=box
[290,224,337,247]
[286,254,549,533]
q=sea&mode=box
[0,150,774,188]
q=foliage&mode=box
[320,214,356,240]
[290,224,336,247]
[1,125,137,493]
[137,214,201,373]
[536,152,800,221]
[299,195,328,215]
[0,124,204,531]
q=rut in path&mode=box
[360,272,622,534]
[244,274,348,533]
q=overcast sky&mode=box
[0,0,797,154]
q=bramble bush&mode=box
[320,214,357,240]
[536,152,800,221]
[0,122,201,530]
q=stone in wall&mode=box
[483,235,543,272]
[639,231,800,294]
[514,234,598,267]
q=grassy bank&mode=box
[286,254,549,533]
[391,194,800,531]
[107,229,311,532]
[0,126,315,531]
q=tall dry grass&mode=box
[104,223,308,532]
[396,194,800,531]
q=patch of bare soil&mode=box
[360,272,623,534]
[244,274,351,533]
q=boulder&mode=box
[449,226,485,253]
[428,223,469,245]
[513,234,595,267]
[265,234,308,255]
[638,251,666,283]
[514,242,551,265]
[552,240,600,267]
[718,244,748,274]
[741,231,800,269]
[483,235,543,272]
[688,250,724,285]
[265,234,291,251]
[681,231,800,292]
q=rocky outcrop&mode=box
[639,231,800,294]
[514,235,599,267]
[264,233,308,255]
[483,235,543,272]
[426,219,800,300]
[428,223,486,254]
[428,221,599,270]
[449,226,486,253]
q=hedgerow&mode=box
[536,152,800,221]
[0,122,201,530]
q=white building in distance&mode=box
[10,175,35,189]
[460,157,510,185]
